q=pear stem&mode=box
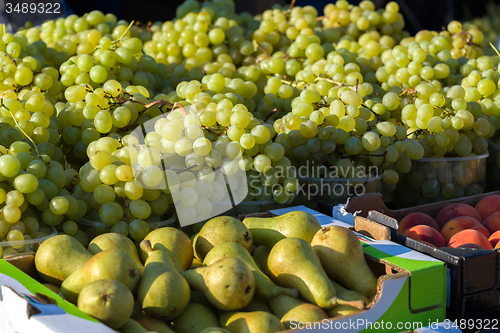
[139,239,153,254]
[335,297,365,310]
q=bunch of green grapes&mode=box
[123,96,299,224]
[0,141,89,258]
[142,8,258,70]
[321,1,408,44]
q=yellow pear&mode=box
[182,257,255,311]
[267,238,365,310]
[242,211,321,248]
[311,226,378,298]
[220,311,284,333]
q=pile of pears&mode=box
[33,211,378,333]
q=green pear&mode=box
[137,240,190,320]
[239,297,271,313]
[242,211,321,248]
[267,294,329,329]
[182,257,255,311]
[77,279,134,330]
[140,227,193,271]
[251,246,272,277]
[35,235,92,285]
[203,242,298,299]
[88,233,143,272]
[311,226,378,298]
[60,249,140,304]
[135,316,176,333]
[42,283,60,294]
[194,216,252,261]
[267,238,365,310]
[220,311,284,333]
[170,303,220,333]
[119,318,149,333]
[199,328,231,333]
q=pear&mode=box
[77,279,134,330]
[88,233,143,271]
[194,216,252,261]
[199,328,231,333]
[137,240,190,320]
[170,303,220,333]
[203,242,298,299]
[267,294,329,329]
[135,316,176,333]
[242,211,321,248]
[239,297,271,313]
[267,238,365,310]
[251,245,272,277]
[139,227,193,271]
[42,283,60,294]
[311,226,378,298]
[220,311,284,333]
[60,249,140,304]
[119,318,149,333]
[35,234,92,285]
[182,257,255,311]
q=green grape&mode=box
[116,165,134,182]
[404,139,424,160]
[49,196,69,215]
[111,221,128,236]
[264,143,284,161]
[93,184,116,204]
[62,220,78,235]
[345,137,363,155]
[251,125,271,144]
[6,190,23,207]
[125,181,143,200]
[362,132,381,151]
[142,165,163,188]
[0,155,21,178]
[254,154,272,173]
[382,169,399,185]
[376,122,397,137]
[130,199,151,219]
[13,173,38,193]
[99,202,123,225]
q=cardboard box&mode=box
[240,206,447,333]
[0,254,114,333]
[319,194,500,321]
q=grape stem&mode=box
[361,103,383,122]
[170,163,200,174]
[0,98,41,157]
[264,108,277,122]
[256,43,269,58]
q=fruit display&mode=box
[1,0,500,255]
[29,212,378,332]
[398,196,500,250]
[0,0,500,329]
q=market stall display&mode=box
[0,0,499,331]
